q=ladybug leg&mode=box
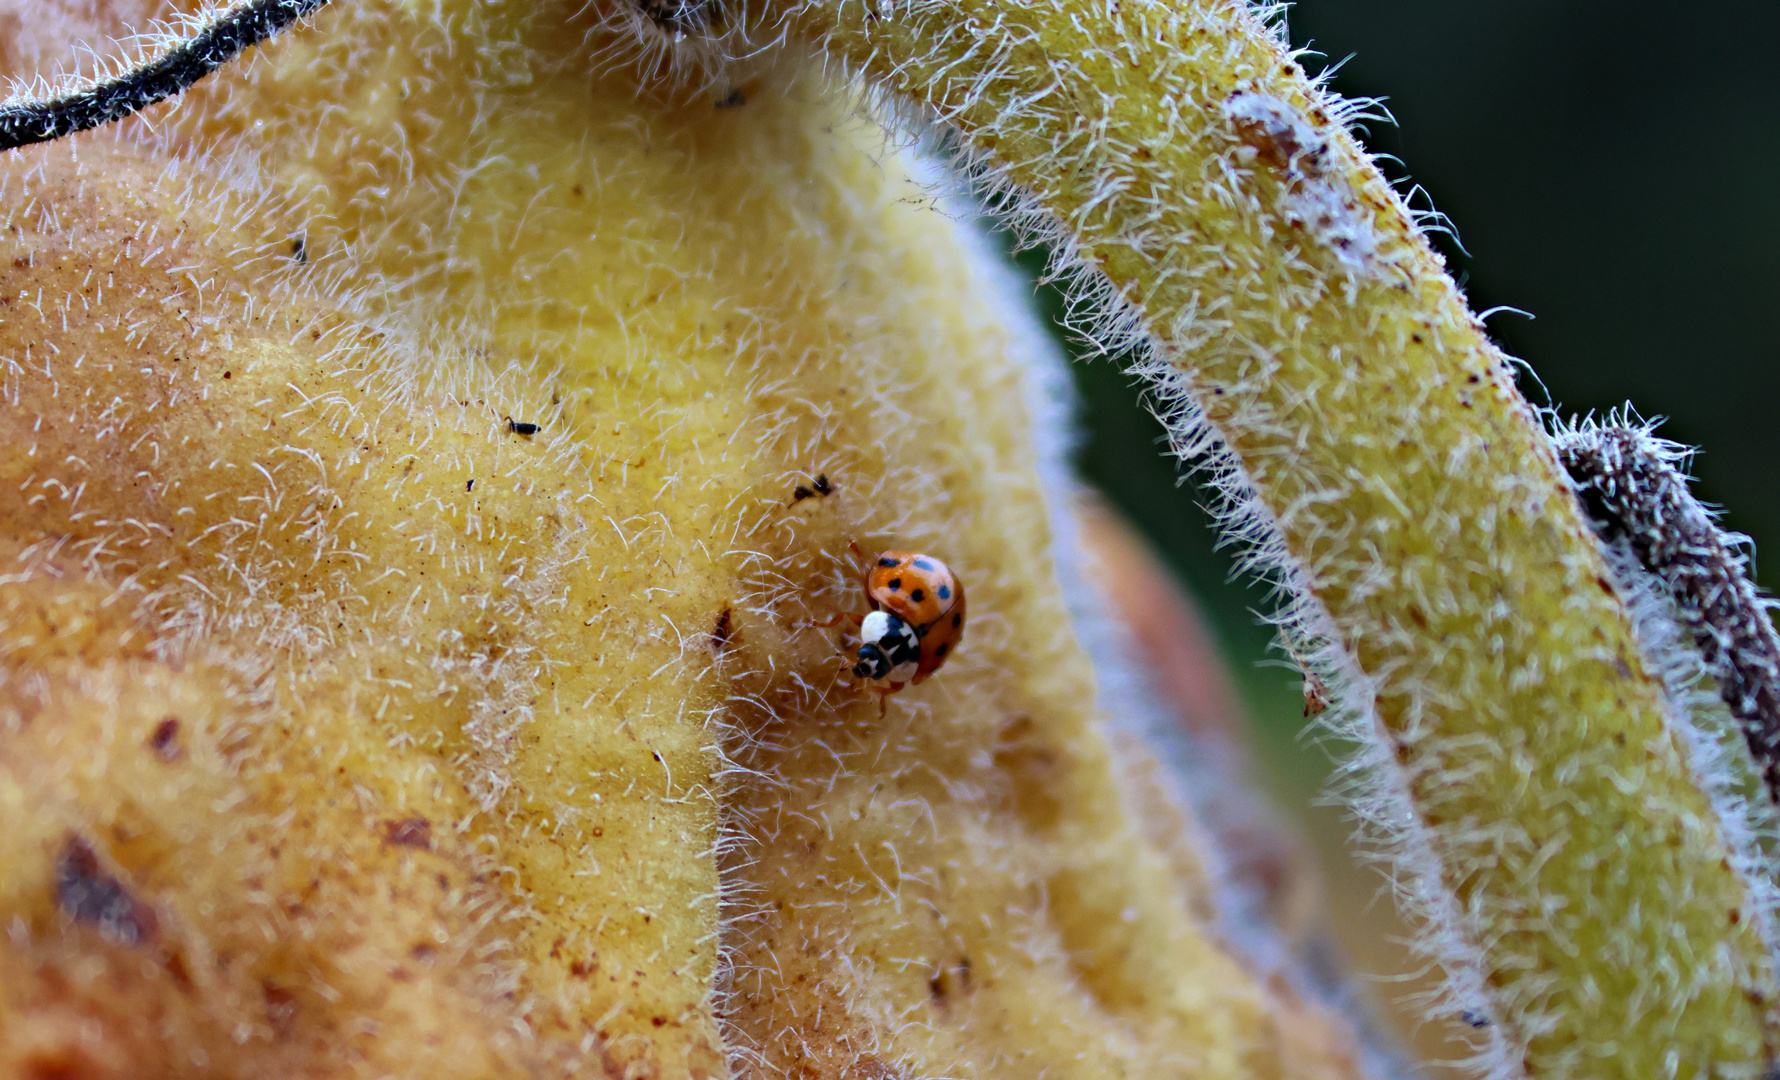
[847,538,877,594]
[875,683,905,718]
[803,611,863,632]
[825,612,865,651]
[837,677,888,714]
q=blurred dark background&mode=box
[1060,0,1780,784]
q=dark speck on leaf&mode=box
[506,418,540,437]
[148,716,181,760]
[929,956,973,1000]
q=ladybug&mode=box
[819,543,967,711]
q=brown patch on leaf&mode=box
[384,818,434,850]
[710,607,734,654]
[263,981,299,1038]
[56,837,157,945]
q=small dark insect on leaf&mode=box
[288,232,307,264]
[466,478,475,492]
[1460,1010,1491,1029]
[506,417,540,437]
[792,473,833,502]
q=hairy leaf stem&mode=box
[755,0,1780,1071]
[0,0,331,153]
[1561,423,1780,804]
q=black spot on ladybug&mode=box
[913,557,935,571]
[148,716,181,760]
[910,588,925,603]
[952,613,962,628]
[888,577,902,591]
[936,643,948,656]
[878,557,897,567]
[936,584,951,601]
[506,417,540,436]
[56,837,156,944]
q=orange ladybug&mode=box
[823,543,967,711]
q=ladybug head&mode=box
[853,610,919,681]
